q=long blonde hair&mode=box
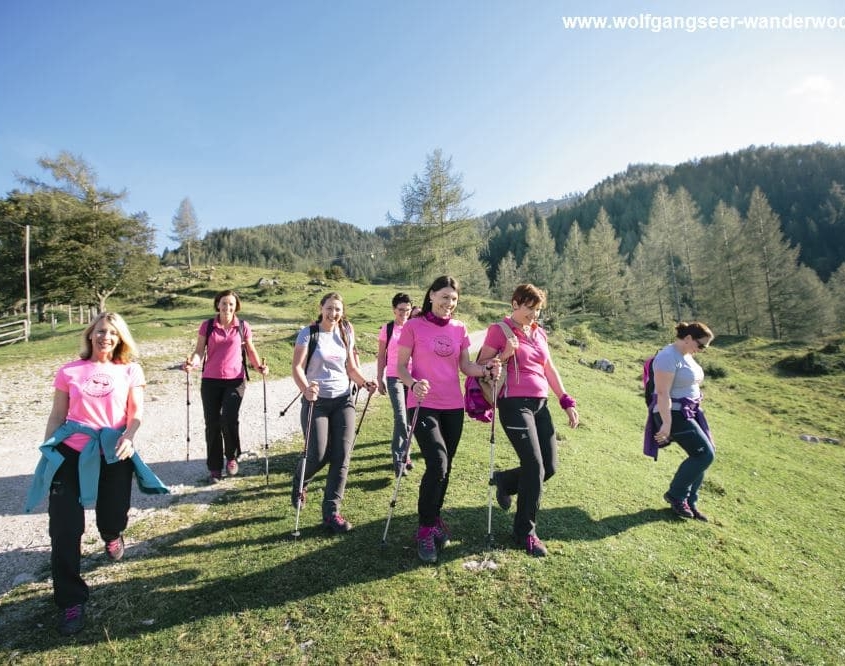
[80,312,138,363]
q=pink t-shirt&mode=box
[200,317,252,380]
[53,359,146,451]
[482,318,550,398]
[378,321,411,378]
[398,316,470,410]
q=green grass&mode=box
[0,267,503,372]
[2,270,844,664]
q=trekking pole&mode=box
[185,356,192,462]
[293,382,318,539]
[279,392,301,417]
[350,387,373,454]
[487,377,499,546]
[381,400,421,546]
[262,357,269,486]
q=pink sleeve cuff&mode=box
[559,394,577,410]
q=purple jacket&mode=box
[643,396,714,461]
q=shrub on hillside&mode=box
[775,352,834,376]
[702,362,728,379]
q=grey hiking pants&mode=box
[299,393,356,519]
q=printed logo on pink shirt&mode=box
[82,373,115,397]
[433,336,454,357]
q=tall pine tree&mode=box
[583,207,627,316]
[170,197,201,270]
[386,149,486,291]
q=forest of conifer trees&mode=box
[3,144,844,340]
[158,144,845,339]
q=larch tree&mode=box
[743,187,803,339]
[386,149,486,291]
[170,197,201,270]
[827,262,845,323]
[635,185,685,323]
[583,207,627,317]
[672,187,706,316]
[697,202,756,335]
[492,251,521,302]
[652,184,685,321]
[561,220,587,313]
[777,265,835,339]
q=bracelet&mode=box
[410,381,419,391]
[559,394,577,410]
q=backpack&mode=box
[381,321,396,366]
[642,353,657,406]
[463,320,518,422]
[304,323,320,373]
[303,321,356,373]
[204,318,249,381]
[477,321,517,403]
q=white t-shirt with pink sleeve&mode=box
[398,316,470,410]
[54,359,146,451]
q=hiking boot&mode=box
[58,603,85,636]
[209,470,223,484]
[226,458,239,477]
[291,459,307,509]
[416,526,438,563]
[433,516,451,549]
[525,534,548,558]
[689,504,709,522]
[105,535,125,561]
[489,471,512,511]
[323,513,352,534]
[664,492,694,519]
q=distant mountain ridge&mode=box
[517,143,845,280]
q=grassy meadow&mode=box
[1,268,844,665]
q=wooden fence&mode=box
[0,319,29,346]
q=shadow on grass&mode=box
[0,491,676,653]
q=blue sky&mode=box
[2,1,844,254]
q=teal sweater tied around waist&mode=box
[25,420,169,513]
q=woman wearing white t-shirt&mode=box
[651,321,716,521]
[290,292,376,534]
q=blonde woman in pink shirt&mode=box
[185,290,268,483]
[396,276,501,564]
[41,312,145,635]
[477,284,579,558]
